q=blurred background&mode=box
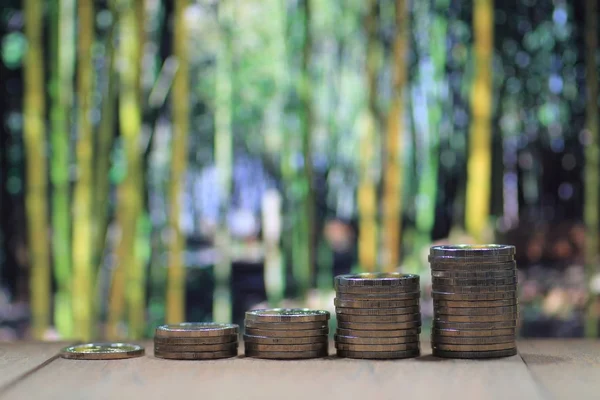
[0,0,599,341]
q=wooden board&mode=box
[519,339,600,399]
[0,342,66,389]
[1,341,545,400]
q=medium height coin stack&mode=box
[154,322,239,360]
[244,309,330,359]
[429,245,518,359]
[334,273,421,359]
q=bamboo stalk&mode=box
[24,0,51,340]
[382,0,409,273]
[584,0,599,339]
[72,0,95,340]
[465,0,493,242]
[166,0,190,324]
[50,0,75,338]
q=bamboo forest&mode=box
[0,0,599,341]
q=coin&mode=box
[432,342,517,352]
[432,328,516,337]
[433,299,518,308]
[337,321,421,330]
[244,342,327,352]
[335,306,420,316]
[434,313,518,323]
[431,285,517,294]
[431,335,515,345]
[336,327,421,338]
[244,321,327,330]
[433,320,517,330]
[335,273,420,287]
[335,342,419,352]
[432,276,518,286]
[431,269,516,279]
[435,306,518,316]
[430,244,515,257]
[335,285,420,295]
[335,334,419,345]
[336,349,420,359]
[154,350,237,360]
[432,290,518,301]
[60,343,145,360]
[153,335,238,345]
[429,257,515,266]
[334,298,420,309]
[245,309,330,323]
[432,348,517,359]
[155,323,239,338]
[245,349,328,359]
[154,342,238,353]
[336,291,421,300]
[337,313,421,323]
[243,334,327,345]
[245,327,328,337]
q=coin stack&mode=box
[429,245,518,359]
[334,273,421,359]
[154,322,239,360]
[243,309,330,359]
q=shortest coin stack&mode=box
[334,272,421,359]
[244,309,330,359]
[154,322,239,360]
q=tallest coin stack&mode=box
[429,245,518,359]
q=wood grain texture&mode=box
[519,340,600,400]
[0,342,66,389]
[1,341,546,400]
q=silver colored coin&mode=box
[435,306,518,316]
[433,320,517,330]
[154,342,238,353]
[431,335,515,345]
[60,343,145,360]
[336,327,421,338]
[432,342,517,352]
[337,321,421,330]
[155,323,239,338]
[430,257,515,266]
[244,321,328,330]
[432,276,518,286]
[337,349,420,359]
[429,244,515,257]
[335,342,419,352]
[336,291,421,300]
[336,285,420,295]
[433,299,518,308]
[243,342,328,352]
[154,350,237,360]
[243,334,327,345]
[334,297,420,309]
[431,285,517,294]
[335,306,420,316]
[337,313,421,324]
[245,308,330,323]
[335,334,419,345]
[244,327,328,337]
[432,348,517,359]
[431,269,516,279]
[432,328,516,337]
[245,349,328,359]
[432,290,518,301]
[153,335,238,345]
[335,273,419,287]
[434,313,518,323]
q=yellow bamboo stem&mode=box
[465,0,493,242]
[24,0,51,340]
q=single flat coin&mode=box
[433,299,518,308]
[245,309,330,323]
[430,244,515,257]
[243,334,327,345]
[155,323,239,338]
[336,327,421,338]
[337,321,421,330]
[154,342,238,353]
[244,321,327,330]
[154,350,237,360]
[336,291,421,300]
[337,349,420,359]
[435,306,518,316]
[432,276,518,286]
[153,335,238,345]
[431,335,515,345]
[430,257,515,266]
[434,313,518,323]
[335,334,420,345]
[334,298,420,309]
[244,342,327,352]
[245,349,328,359]
[433,342,517,352]
[432,348,517,359]
[433,320,517,330]
[245,327,328,337]
[335,306,420,316]
[335,342,420,352]
[431,285,517,294]
[432,291,518,301]
[335,285,420,295]
[60,343,145,360]
[432,328,516,337]
[335,273,420,287]
[337,313,421,323]
[431,269,517,279]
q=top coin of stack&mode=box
[334,272,421,359]
[244,309,330,359]
[429,245,518,359]
[154,322,239,360]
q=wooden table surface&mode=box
[0,340,597,400]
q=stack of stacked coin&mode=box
[243,309,330,359]
[429,245,518,359]
[154,322,239,360]
[334,273,421,359]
